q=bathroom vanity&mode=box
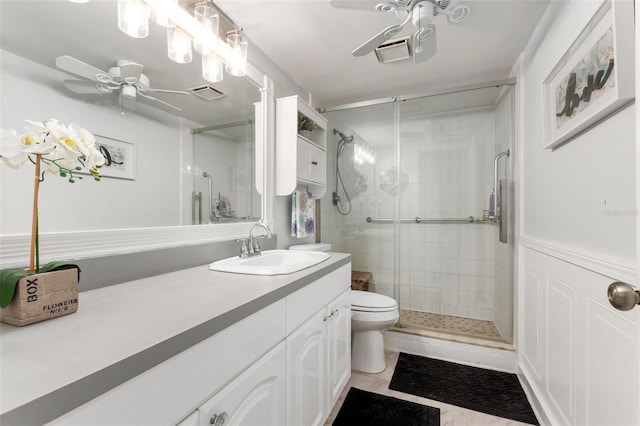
[0,253,351,426]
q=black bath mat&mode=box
[333,387,440,426]
[389,353,538,425]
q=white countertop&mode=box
[0,252,350,423]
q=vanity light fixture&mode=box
[116,0,249,83]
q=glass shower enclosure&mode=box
[321,84,515,344]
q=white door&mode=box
[197,342,286,426]
[326,290,351,413]
[286,308,327,426]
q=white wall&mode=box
[1,50,183,234]
[520,2,636,263]
[517,0,637,424]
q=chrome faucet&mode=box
[249,222,272,256]
[236,222,273,258]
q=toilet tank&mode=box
[288,243,332,252]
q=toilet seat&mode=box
[351,290,398,313]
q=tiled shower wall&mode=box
[323,105,503,322]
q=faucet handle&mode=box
[235,238,250,258]
[252,235,266,253]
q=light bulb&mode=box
[225,32,248,77]
[117,0,149,38]
[202,54,224,83]
[193,5,219,55]
[167,27,192,64]
[148,0,178,28]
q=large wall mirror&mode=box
[0,1,269,266]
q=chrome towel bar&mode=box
[365,216,494,224]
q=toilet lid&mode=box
[351,290,397,312]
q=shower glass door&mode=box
[322,84,515,344]
[396,87,510,342]
[322,101,399,300]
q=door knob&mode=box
[607,281,640,311]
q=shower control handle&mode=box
[311,161,318,165]
[607,281,640,311]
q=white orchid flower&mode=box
[0,127,56,169]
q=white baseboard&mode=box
[384,331,517,373]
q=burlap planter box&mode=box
[0,268,79,326]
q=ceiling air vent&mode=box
[188,85,227,101]
[374,35,412,64]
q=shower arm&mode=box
[493,150,510,221]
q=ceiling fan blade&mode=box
[137,90,182,111]
[137,86,190,95]
[413,25,437,64]
[63,80,106,94]
[56,55,109,82]
[352,24,405,57]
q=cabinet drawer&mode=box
[296,138,326,185]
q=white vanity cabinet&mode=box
[286,266,351,426]
[44,264,350,426]
[194,342,286,426]
[275,95,328,197]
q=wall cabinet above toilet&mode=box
[275,95,328,197]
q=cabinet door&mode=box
[286,308,327,426]
[296,138,326,185]
[197,342,286,426]
[326,290,351,413]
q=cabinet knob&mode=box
[311,161,318,165]
[210,412,229,426]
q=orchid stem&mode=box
[29,154,41,272]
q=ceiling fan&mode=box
[330,0,471,63]
[55,55,190,111]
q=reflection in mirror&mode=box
[0,1,264,235]
[191,120,260,224]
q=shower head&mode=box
[333,128,354,144]
[203,172,210,178]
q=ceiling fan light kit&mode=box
[331,0,471,64]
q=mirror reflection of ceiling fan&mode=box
[330,0,471,63]
[55,55,190,112]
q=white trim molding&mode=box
[0,223,257,269]
[520,236,637,284]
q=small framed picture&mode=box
[94,135,135,180]
[542,0,634,149]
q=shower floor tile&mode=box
[393,309,507,343]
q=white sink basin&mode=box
[208,249,330,275]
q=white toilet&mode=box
[289,243,400,374]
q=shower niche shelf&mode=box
[275,95,327,197]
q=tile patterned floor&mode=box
[326,351,533,426]
[393,310,507,342]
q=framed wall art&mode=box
[542,0,634,149]
[94,135,136,180]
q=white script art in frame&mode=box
[543,0,634,149]
[94,135,135,180]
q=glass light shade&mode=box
[225,32,248,77]
[167,28,192,64]
[148,0,178,28]
[117,0,149,38]
[193,5,219,55]
[202,54,224,83]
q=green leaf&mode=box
[0,268,30,308]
